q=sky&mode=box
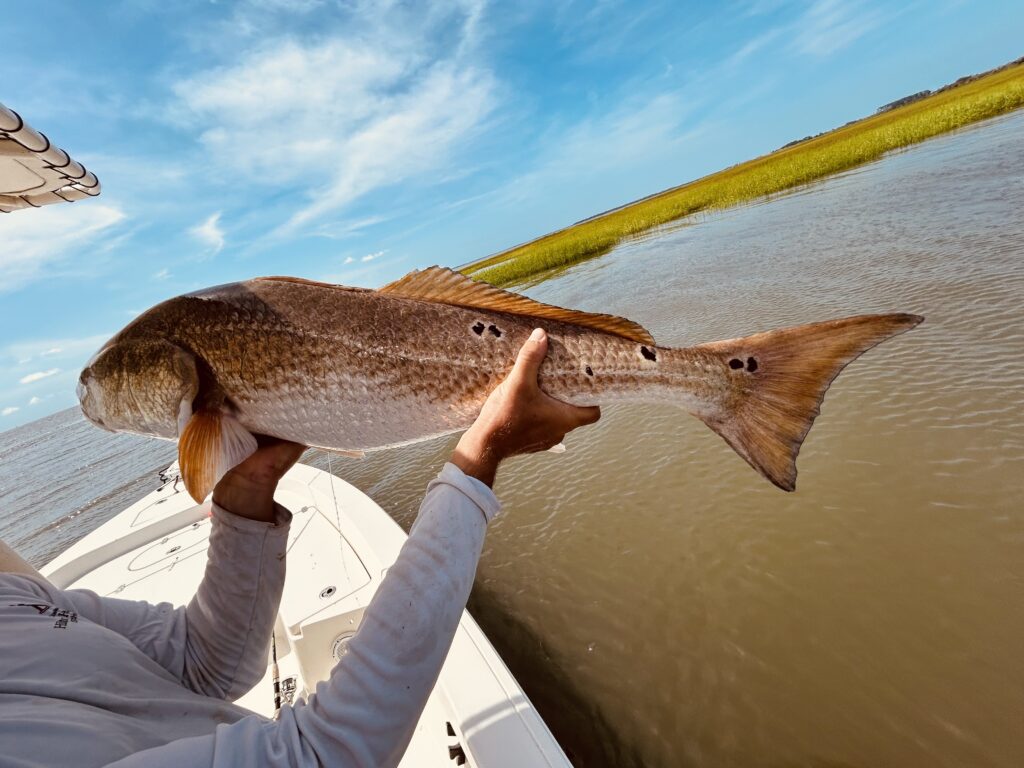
[1,0,1022,429]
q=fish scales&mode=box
[163,280,674,448]
[77,267,922,499]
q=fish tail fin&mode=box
[693,313,923,491]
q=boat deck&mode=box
[42,462,569,768]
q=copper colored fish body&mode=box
[77,267,922,501]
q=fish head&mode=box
[78,339,198,440]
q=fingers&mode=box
[509,327,548,387]
[520,434,566,455]
[242,435,307,476]
[253,433,281,449]
[555,403,600,433]
[572,405,601,427]
[253,434,305,451]
[272,440,308,465]
[535,386,601,428]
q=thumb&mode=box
[510,328,548,385]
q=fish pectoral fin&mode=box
[178,409,258,503]
[547,442,566,454]
[335,449,366,459]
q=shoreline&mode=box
[461,58,1024,287]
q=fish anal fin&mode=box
[379,266,655,345]
[178,410,258,503]
[695,313,924,491]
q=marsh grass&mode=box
[463,62,1024,287]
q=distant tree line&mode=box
[778,53,1024,151]
[877,90,933,113]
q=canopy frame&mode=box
[0,101,101,214]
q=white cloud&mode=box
[313,215,389,240]
[2,406,19,417]
[494,91,706,208]
[19,368,61,385]
[153,268,171,280]
[343,256,355,265]
[361,250,384,263]
[320,258,398,288]
[1,336,109,421]
[189,212,225,254]
[0,204,126,293]
[3,335,110,367]
[174,3,493,233]
[792,0,882,56]
[245,0,326,11]
[741,0,790,16]
[550,0,662,62]
[724,28,784,69]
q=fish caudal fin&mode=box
[694,313,923,491]
[178,409,258,503]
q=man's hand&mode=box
[451,328,601,487]
[212,437,306,523]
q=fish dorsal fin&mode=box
[379,266,655,344]
[254,276,371,292]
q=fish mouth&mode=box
[77,373,109,429]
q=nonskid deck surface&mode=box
[42,462,569,768]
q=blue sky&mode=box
[1,0,1021,429]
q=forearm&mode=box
[450,430,501,488]
[213,474,279,523]
[46,502,288,700]
[181,502,290,699]
[278,463,499,766]
[114,464,499,768]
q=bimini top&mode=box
[0,101,101,214]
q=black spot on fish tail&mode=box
[746,357,758,372]
[729,358,744,370]
[641,345,656,361]
[472,322,485,336]
[585,365,594,376]
[488,324,502,337]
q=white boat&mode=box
[5,100,569,766]
[41,460,572,767]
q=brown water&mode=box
[313,111,1024,767]
[4,110,1023,767]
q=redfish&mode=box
[77,267,922,501]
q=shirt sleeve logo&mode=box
[9,602,79,629]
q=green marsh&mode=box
[462,61,1024,287]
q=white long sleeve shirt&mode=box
[0,462,499,768]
